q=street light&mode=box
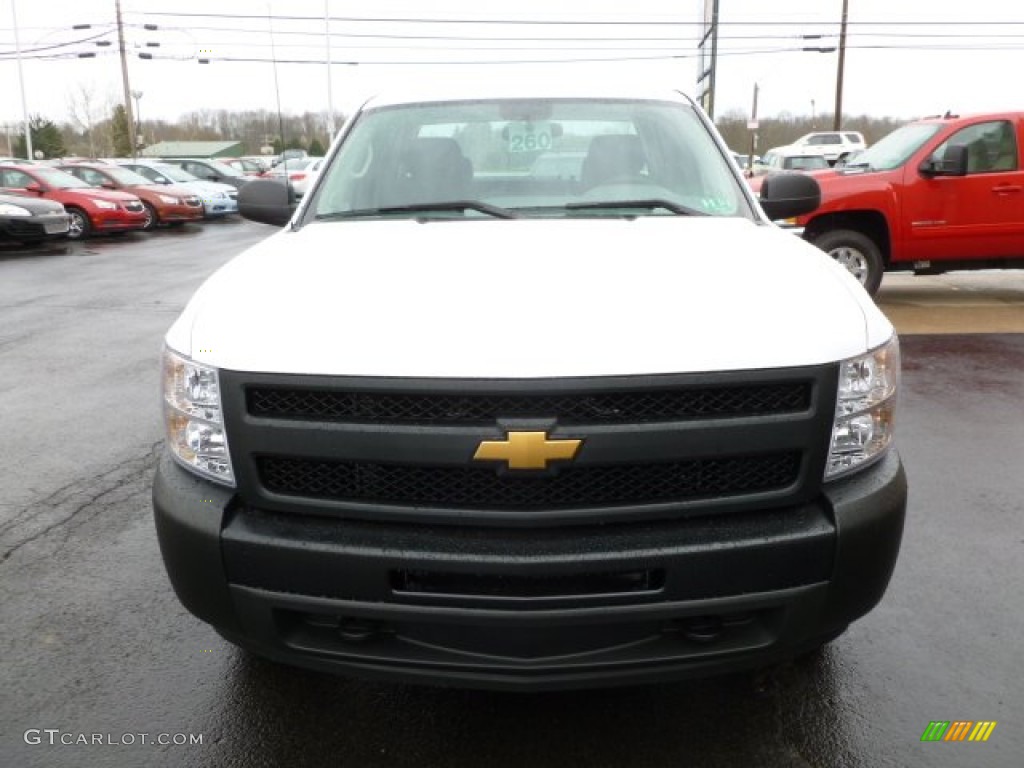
[324,0,335,137]
[10,0,33,160]
[131,90,143,148]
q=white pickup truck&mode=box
[153,83,906,691]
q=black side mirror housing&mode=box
[238,178,297,226]
[919,144,968,177]
[758,172,821,221]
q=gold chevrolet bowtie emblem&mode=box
[473,431,582,470]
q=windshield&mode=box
[847,123,942,171]
[152,164,198,182]
[785,156,828,170]
[103,167,157,186]
[312,98,748,220]
[34,168,91,189]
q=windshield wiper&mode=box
[563,199,708,216]
[316,201,518,221]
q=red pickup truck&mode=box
[793,111,1024,294]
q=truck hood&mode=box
[172,217,892,378]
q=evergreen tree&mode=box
[308,138,325,156]
[111,105,132,157]
[12,115,67,159]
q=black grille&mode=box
[1,219,43,236]
[257,453,801,510]
[247,382,811,426]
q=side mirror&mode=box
[101,181,117,190]
[758,172,821,220]
[920,144,968,177]
[25,182,44,194]
[237,178,296,226]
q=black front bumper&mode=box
[153,450,906,690]
[0,212,69,242]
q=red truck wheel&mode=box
[812,229,884,296]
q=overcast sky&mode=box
[2,0,1021,135]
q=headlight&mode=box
[93,200,117,210]
[162,347,235,486]
[0,203,32,216]
[158,194,181,204]
[825,336,900,480]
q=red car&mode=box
[58,163,204,231]
[0,164,147,240]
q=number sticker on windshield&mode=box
[506,122,553,153]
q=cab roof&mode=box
[359,81,696,111]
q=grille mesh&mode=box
[248,382,811,426]
[257,453,801,510]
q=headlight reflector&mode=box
[158,194,180,204]
[93,200,117,210]
[162,347,234,485]
[0,203,32,216]
[826,336,900,480]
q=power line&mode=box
[0,30,111,57]
[128,11,1024,26]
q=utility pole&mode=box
[833,0,849,130]
[115,0,138,158]
[11,0,33,160]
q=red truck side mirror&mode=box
[920,144,968,177]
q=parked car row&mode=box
[0,158,243,242]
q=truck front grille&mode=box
[222,368,835,525]
[257,453,801,510]
[247,382,811,426]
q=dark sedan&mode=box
[161,158,250,190]
[0,192,70,245]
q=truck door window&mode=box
[930,120,1017,174]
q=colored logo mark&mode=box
[921,721,997,742]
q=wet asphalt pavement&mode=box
[1,221,1021,768]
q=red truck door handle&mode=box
[992,184,1022,195]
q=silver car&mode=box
[117,160,238,218]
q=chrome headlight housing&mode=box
[162,346,235,486]
[825,336,900,480]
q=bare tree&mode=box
[66,82,109,158]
